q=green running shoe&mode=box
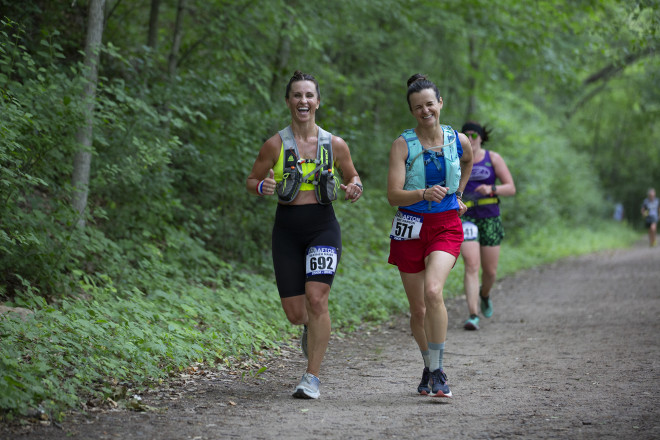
[464,315,480,330]
[480,295,493,318]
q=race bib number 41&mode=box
[390,210,423,241]
[462,220,479,241]
[306,246,338,276]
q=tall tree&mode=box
[147,0,160,48]
[464,35,479,120]
[72,0,106,228]
[168,0,186,78]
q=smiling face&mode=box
[408,88,443,127]
[286,80,320,123]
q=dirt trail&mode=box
[5,242,660,440]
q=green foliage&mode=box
[565,1,660,225]
[474,88,610,241]
[0,19,85,294]
[0,266,287,418]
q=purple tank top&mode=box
[464,150,500,219]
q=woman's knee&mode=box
[424,284,445,309]
[283,307,306,325]
[464,261,480,275]
[462,252,481,274]
[409,303,426,322]
[425,295,445,310]
[281,297,307,325]
[306,285,330,316]
[482,263,498,280]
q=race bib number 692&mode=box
[306,246,338,276]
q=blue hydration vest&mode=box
[401,125,461,193]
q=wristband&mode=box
[354,182,363,191]
[257,180,265,196]
[423,188,428,201]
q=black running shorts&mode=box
[272,203,342,298]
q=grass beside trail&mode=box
[0,194,640,420]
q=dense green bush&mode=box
[0,21,84,296]
[1,265,286,418]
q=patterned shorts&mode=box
[462,215,505,247]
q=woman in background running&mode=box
[460,121,515,331]
[641,187,658,247]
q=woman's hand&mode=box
[257,169,276,196]
[457,198,468,216]
[341,182,363,203]
[423,185,448,203]
[474,183,493,196]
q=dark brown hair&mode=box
[406,73,440,110]
[285,70,321,100]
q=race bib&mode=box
[462,220,479,241]
[306,246,338,276]
[390,210,423,241]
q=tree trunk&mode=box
[147,0,160,48]
[168,0,186,78]
[464,35,479,121]
[269,15,294,101]
[72,0,106,228]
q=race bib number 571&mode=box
[306,246,338,276]
[390,210,423,241]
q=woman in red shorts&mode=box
[387,73,473,398]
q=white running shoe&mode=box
[293,372,320,399]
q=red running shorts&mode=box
[388,209,463,273]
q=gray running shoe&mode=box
[429,369,452,398]
[300,325,308,359]
[293,372,320,399]
[417,367,431,395]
